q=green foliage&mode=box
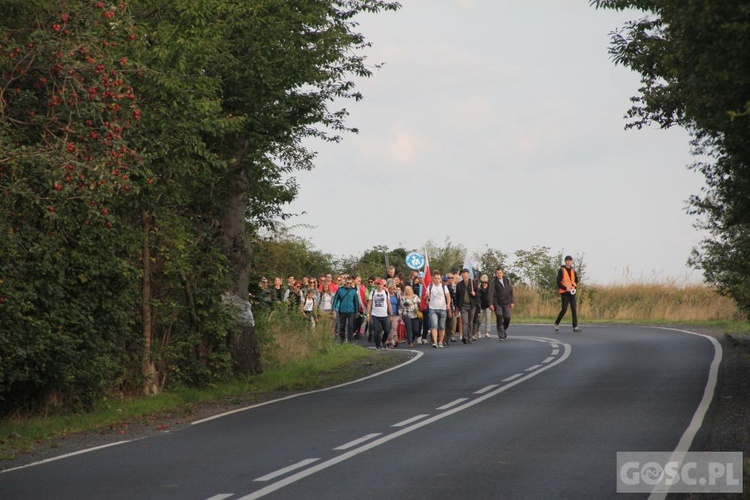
[592,0,750,319]
[424,238,464,276]
[0,0,401,415]
[472,245,509,278]
[249,228,334,289]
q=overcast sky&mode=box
[285,0,707,285]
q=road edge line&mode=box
[191,350,424,425]
[647,326,723,500]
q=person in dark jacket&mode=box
[455,268,479,343]
[487,267,514,341]
[332,277,365,343]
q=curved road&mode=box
[0,325,720,499]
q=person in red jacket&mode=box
[554,255,582,332]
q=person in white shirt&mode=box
[426,272,452,348]
[366,278,392,350]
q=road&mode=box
[0,324,721,499]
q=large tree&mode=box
[0,0,399,411]
[592,1,750,317]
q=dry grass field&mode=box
[512,283,743,323]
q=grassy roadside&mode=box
[0,343,401,461]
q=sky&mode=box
[285,0,707,285]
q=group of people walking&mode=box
[253,255,582,347]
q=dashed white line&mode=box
[551,349,560,356]
[437,398,468,410]
[524,364,542,372]
[541,356,555,364]
[502,373,523,382]
[392,415,430,428]
[239,341,573,500]
[550,343,560,349]
[474,384,499,394]
[333,433,382,450]
[254,458,320,482]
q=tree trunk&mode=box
[221,164,262,375]
[141,211,159,395]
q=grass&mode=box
[0,315,378,461]
[2,282,748,462]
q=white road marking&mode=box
[550,343,560,348]
[333,433,382,450]
[541,356,555,364]
[436,398,468,410]
[193,351,425,425]
[206,495,234,500]
[392,415,430,428]
[551,349,559,356]
[474,384,499,394]
[238,341,573,499]
[647,327,723,500]
[253,458,320,482]
[524,365,542,372]
[502,373,523,382]
[0,441,132,474]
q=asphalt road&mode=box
[0,324,721,499]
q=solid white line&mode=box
[647,327,723,500]
[0,440,132,474]
[392,415,430,428]
[333,433,382,450]
[206,495,234,500]
[541,356,555,364]
[474,384,499,394]
[436,398,468,410]
[192,351,424,425]
[502,373,523,382]
[253,458,320,482]
[238,341,573,499]
[524,365,542,372]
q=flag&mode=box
[420,251,431,310]
[463,254,474,279]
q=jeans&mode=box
[555,292,578,328]
[481,307,492,334]
[337,312,357,342]
[428,308,447,332]
[371,315,390,348]
[402,316,420,344]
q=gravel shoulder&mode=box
[2,326,748,483]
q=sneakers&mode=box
[485,333,491,338]
[554,324,559,332]
[432,343,438,348]
[573,327,582,332]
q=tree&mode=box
[592,0,750,318]
[0,0,400,412]
[472,245,509,278]
[424,238,464,276]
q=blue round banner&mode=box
[405,252,425,271]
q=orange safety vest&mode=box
[559,266,577,294]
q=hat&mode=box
[461,268,469,274]
[564,255,573,261]
[375,278,384,285]
[480,274,488,282]
[442,276,449,282]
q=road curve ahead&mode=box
[0,325,720,499]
